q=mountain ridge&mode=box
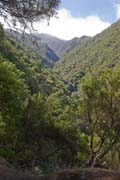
[55,20,120,84]
[35,33,90,56]
[6,29,90,67]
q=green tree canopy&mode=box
[77,69,120,167]
[0,0,60,28]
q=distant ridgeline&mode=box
[1,19,120,175]
[54,20,120,91]
[6,29,89,68]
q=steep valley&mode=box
[1,18,120,179]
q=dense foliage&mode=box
[55,20,120,89]
[6,30,59,68]
[0,24,78,173]
[1,20,120,175]
[6,30,88,68]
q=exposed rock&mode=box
[53,169,120,180]
[0,164,120,180]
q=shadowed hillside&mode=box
[6,30,90,67]
[6,30,59,67]
[37,33,90,57]
[0,164,120,180]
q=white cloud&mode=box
[115,3,120,20]
[0,8,111,40]
[34,8,111,40]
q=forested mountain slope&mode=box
[37,33,90,57]
[55,20,120,84]
[0,24,76,172]
[1,19,120,176]
[2,30,64,94]
[35,33,67,56]
[6,30,59,67]
[57,36,90,57]
[6,30,90,67]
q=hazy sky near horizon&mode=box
[33,0,120,40]
[1,0,120,40]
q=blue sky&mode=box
[33,0,120,39]
[61,0,117,22]
[1,0,120,39]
